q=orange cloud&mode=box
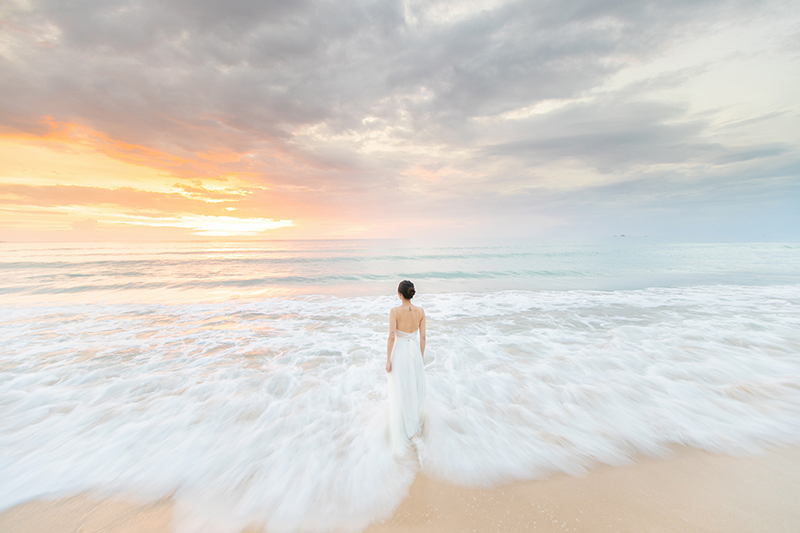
[0,117,261,182]
[196,151,244,164]
[0,118,299,240]
[0,183,218,212]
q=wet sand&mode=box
[2,445,798,533]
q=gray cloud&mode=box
[0,1,727,139]
[1,0,798,238]
[479,96,792,173]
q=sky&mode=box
[1,0,798,241]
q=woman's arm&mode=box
[386,307,396,373]
[419,307,426,357]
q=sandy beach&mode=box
[2,445,798,533]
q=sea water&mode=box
[1,240,800,532]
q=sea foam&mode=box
[1,285,800,531]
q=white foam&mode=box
[2,285,800,531]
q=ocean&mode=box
[2,240,800,532]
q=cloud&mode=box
[71,218,99,231]
[0,0,741,148]
[0,183,221,213]
[1,0,798,239]
[479,97,791,173]
[1,183,293,237]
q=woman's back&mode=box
[394,303,423,333]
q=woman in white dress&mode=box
[386,280,427,455]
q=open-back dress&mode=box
[387,328,426,455]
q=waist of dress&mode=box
[395,330,418,341]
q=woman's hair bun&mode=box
[398,280,415,299]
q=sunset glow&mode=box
[0,119,297,239]
[119,214,293,237]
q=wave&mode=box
[2,285,800,531]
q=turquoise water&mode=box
[2,240,799,304]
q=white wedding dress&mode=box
[388,329,426,455]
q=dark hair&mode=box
[398,280,415,300]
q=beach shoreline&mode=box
[2,444,798,533]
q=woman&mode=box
[386,280,426,455]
